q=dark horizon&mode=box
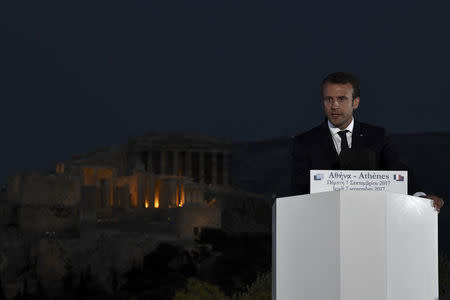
[2,128,450,187]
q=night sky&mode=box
[1,1,450,184]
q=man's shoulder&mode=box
[293,123,326,142]
[356,121,387,137]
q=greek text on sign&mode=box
[310,170,408,195]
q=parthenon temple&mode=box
[57,133,232,210]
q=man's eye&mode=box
[338,97,346,101]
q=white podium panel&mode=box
[272,191,438,300]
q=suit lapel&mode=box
[319,121,339,163]
[352,120,364,149]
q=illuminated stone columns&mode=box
[211,151,218,185]
[173,150,179,176]
[100,179,111,208]
[160,150,166,175]
[185,150,192,178]
[109,169,116,208]
[137,174,144,208]
[148,175,155,208]
[140,173,153,209]
[146,153,153,174]
[223,152,230,186]
[199,151,205,184]
[167,178,178,208]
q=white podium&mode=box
[272,191,438,300]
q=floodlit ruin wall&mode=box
[13,174,82,236]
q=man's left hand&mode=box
[421,195,444,213]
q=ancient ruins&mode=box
[0,133,271,298]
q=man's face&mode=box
[322,82,360,130]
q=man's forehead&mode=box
[322,82,354,96]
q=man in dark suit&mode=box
[291,72,444,212]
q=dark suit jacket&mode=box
[291,120,420,195]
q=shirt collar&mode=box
[327,118,354,136]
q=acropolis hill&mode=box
[0,133,271,298]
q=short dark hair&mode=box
[321,72,360,100]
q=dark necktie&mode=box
[337,130,349,153]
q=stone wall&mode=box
[14,174,82,237]
[19,204,80,237]
[17,174,81,206]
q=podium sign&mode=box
[310,170,408,194]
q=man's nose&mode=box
[331,99,340,108]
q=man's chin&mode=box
[328,119,343,128]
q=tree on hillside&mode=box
[173,278,226,300]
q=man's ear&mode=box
[352,97,360,109]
